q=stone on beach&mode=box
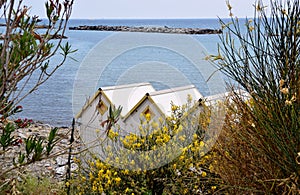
[0,122,81,181]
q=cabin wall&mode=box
[79,95,111,153]
[123,99,163,135]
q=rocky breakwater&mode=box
[69,25,222,35]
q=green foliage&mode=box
[24,136,37,158]
[0,0,74,191]
[101,105,123,137]
[46,127,59,156]
[0,123,67,193]
[0,123,16,151]
[210,0,300,193]
[71,99,221,194]
[0,0,75,119]
[17,174,66,195]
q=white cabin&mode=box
[76,82,155,145]
[122,85,203,133]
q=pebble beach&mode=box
[0,121,81,181]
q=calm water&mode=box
[15,18,230,126]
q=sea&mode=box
[13,18,235,126]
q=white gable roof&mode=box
[149,85,203,116]
[101,82,155,116]
[204,89,250,106]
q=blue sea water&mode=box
[16,18,230,126]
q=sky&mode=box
[26,0,268,19]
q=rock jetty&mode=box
[0,34,67,40]
[69,25,222,35]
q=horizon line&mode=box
[67,17,239,20]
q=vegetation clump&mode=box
[2,0,300,194]
[209,0,300,193]
[0,0,74,194]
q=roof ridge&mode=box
[149,85,196,96]
[100,82,153,91]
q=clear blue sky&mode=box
[26,0,268,19]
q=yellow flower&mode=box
[248,26,254,32]
[108,129,119,139]
[193,134,198,139]
[145,113,151,121]
[291,94,297,102]
[183,112,188,117]
[256,3,266,11]
[199,141,204,147]
[130,160,135,165]
[123,169,129,174]
[73,157,80,163]
[89,172,94,180]
[159,117,163,123]
[211,186,217,190]
[182,147,188,153]
[279,79,285,88]
[106,169,111,176]
[179,135,185,141]
[213,54,224,60]
[163,134,171,142]
[98,186,104,193]
[136,143,141,148]
[179,155,185,161]
[183,188,189,194]
[171,105,178,111]
[162,126,168,132]
[173,163,177,170]
[280,87,289,95]
[156,138,163,144]
[151,121,159,128]
[285,100,293,106]
[201,171,207,177]
[177,125,183,132]
[187,94,193,102]
[224,151,230,157]
[107,179,111,185]
[98,169,104,177]
[115,177,121,183]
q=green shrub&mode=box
[17,174,66,195]
[71,99,222,194]
[210,0,300,193]
[0,0,74,193]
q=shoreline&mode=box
[1,120,81,181]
